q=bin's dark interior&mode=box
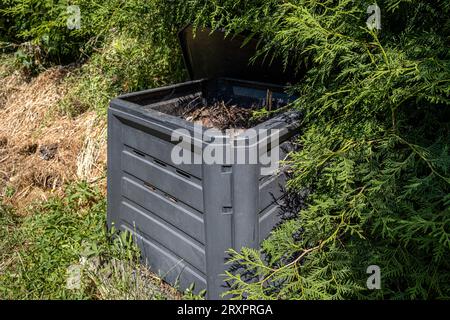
[120,78,294,130]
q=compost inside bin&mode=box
[151,97,281,137]
[182,100,260,130]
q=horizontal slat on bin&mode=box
[121,175,205,243]
[120,201,206,272]
[121,122,202,178]
[259,204,282,240]
[122,150,204,212]
[121,225,207,293]
[259,173,285,211]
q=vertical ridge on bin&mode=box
[202,164,233,300]
[232,163,261,249]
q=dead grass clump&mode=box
[0,67,107,211]
[76,115,107,183]
[0,70,27,110]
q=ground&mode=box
[0,56,188,300]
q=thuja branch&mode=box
[258,243,323,288]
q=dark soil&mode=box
[19,143,38,155]
[0,137,7,148]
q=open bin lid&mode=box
[178,25,299,86]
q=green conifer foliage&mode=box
[177,0,450,299]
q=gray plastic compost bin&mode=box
[107,25,301,299]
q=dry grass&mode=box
[0,67,107,211]
[84,257,182,300]
[0,63,187,300]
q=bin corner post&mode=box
[232,163,260,250]
[202,163,233,300]
[107,108,122,230]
